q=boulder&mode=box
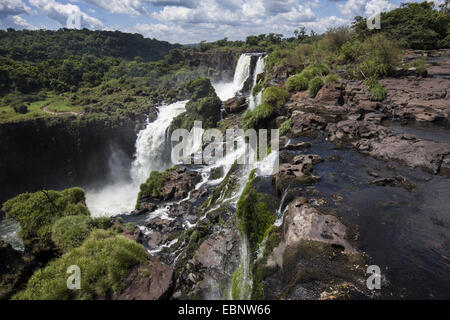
[115,257,173,300]
[224,97,247,113]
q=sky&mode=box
[0,0,445,44]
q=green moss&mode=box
[231,262,250,300]
[261,86,289,108]
[2,187,90,256]
[286,74,309,92]
[308,76,324,98]
[51,215,93,253]
[137,170,170,200]
[236,170,276,252]
[252,83,263,97]
[12,230,149,300]
[124,222,135,232]
[92,217,113,229]
[241,103,274,130]
[279,118,292,136]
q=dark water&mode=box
[382,120,450,144]
[283,135,450,299]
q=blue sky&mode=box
[0,0,444,44]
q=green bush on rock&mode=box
[308,76,324,98]
[261,86,289,108]
[51,215,93,253]
[241,103,274,130]
[13,230,149,300]
[138,169,170,200]
[279,118,292,136]
[286,74,309,92]
[364,77,387,101]
[2,187,90,257]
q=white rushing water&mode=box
[248,55,265,110]
[213,54,251,101]
[85,101,187,217]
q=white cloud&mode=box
[29,0,104,28]
[83,0,148,15]
[0,15,37,29]
[0,0,32,19]
[338,0,396,18]
[146,0,197,8]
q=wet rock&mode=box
[0,240,28,299]
[354,135,450,175]
[273,154,322,195]
[115,257,173,300]
[210,166,224,180]
[282,140,311,151]
[367,170,380,178]
[272,64,297,80]
[440,155,450,176]
[137,166,201,209]
[224,97,247,113]
[369,175,415,192]
[260,201,370,300]
[146,218,183,249]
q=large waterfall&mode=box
[85,101,187,217]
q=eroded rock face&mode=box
[0,240,28,299]
[115,257,173,300]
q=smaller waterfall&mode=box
[213,54,252,101]
[248,56,265,110]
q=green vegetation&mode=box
[241,86,289,130]
[308,76,324,98]
[13,230,149,300]
[409,56,428,76]
[51,215,93,253]
[236,170,276,252]
[286,74,309,92]
[2,187,90,256]
[171,77,222,131]
[353,2,450,50]
[138,169,170,200]
[364,78,387,101]
[279,118,292,136]
[324,74,339,85]
[261,86,289,108]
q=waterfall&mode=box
[248,55,265,110]
[85,101,187,217]
[213,54,251,101]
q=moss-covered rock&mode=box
[171,77,222,132]
[2,187,91,259]
[12,229,149,300]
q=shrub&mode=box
[279,118,292,136]
[92,217,113,229]
[360,34,400,77]
[2,187,90,256]
[409,57,428,76]
[286,74,308,92]
[324,74,339,85]
[364,78,387,101]
[13,230,149,300]
[341,40,363,62]
[261,86,289,108]
[51,215,93,253]
[138,170,169,200]
[308,76,324,97]
[252,83,263,97]
[242,103,275,130]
